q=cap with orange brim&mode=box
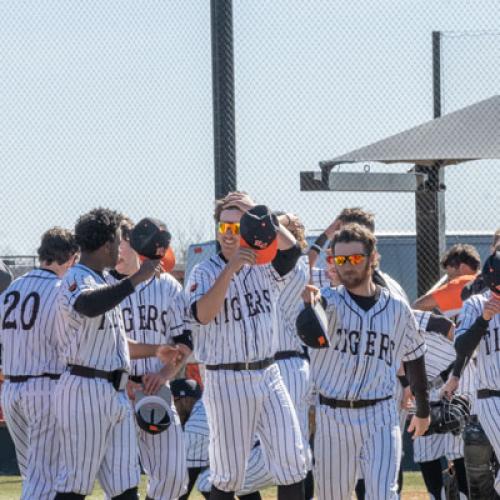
[239,205,279,265]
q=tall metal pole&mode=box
[415,31,445,296]
[211,0,237,200]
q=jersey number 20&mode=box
[2,291,40,330]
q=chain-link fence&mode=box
[1,2,499,295]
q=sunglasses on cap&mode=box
[327,254,368,266]
[218,222,240,235]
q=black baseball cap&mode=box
[239,205,279,265]
[483,251,500,294]
[130,217,172,260]
[170,378,202,399]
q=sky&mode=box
[1,0,499,256]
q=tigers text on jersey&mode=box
[311,286,426,402]
[57,264,130,371]
[0,269,65,376]
[186,255,287,364]
[275,256,309,352]
[456,291,500,391]
[119,273,187,377]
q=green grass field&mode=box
[0,473,428,499]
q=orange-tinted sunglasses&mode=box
[218,222,240,235]
[327,254,368,266]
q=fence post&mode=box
[211,0,237,200]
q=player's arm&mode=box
[306,219,341,269]
[127,338,181,361]
[412,293,439,311]
[74,260,160,318]
[193,250,256,325]
[455,294,500,358]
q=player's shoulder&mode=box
[62,264,102,288]
[462,290,488,310]
[412,309,431,327]
[192,255,225,276]
[157,272,183,292]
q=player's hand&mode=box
[324,219,342,239]
[156,345,182,366]
[407,415,430,439]
[482,293,500,321]
[223,192,256,212]
[302,284,320,304]
[227,248,256,273]
[130,259,161,287]
[441,375,460,400]
[142,372,168,395]
[401,386,415,410]
[126,380,142,401]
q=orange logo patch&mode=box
[68,282,77,292]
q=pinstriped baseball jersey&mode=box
[57,264,129,371]
[455,291,500,391]
[310,267,329,289]
[186,255,287,364]
[376,270,409,303]
[184,399,210,468]
[119,273,187,377]
[311,286,426,402]
[275,256,309,352]
[0,269,65,376]
[413,310,455,387]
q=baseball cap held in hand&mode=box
[130,217,175,271]
[135,385,172,434]
[239,205,279,265]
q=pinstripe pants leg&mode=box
[476,397,500,494]
[137,402,188,499]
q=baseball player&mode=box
[54,208,180,500]
[0,228,78,500]
[411,310,472,500]
[169,379,208,500]
[300,223,430,500]
[271,212,315,499]
[308,207,409,302]
[454,250,500,495]
[170,378,273,500]
[115,217,191,500]
[186,192,307,500]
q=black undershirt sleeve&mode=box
[271,244,302,276]
[74,279,135,317]
[404,355,430,418]
[451,353,468,378]
[455,316,489,359]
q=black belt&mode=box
[274,351,308,361]
[319,394,392,409]
[477,389,500,399]
[68,364,129,391]
[129,375,143,384]
[5,373,61,383]
[205,358,274,372]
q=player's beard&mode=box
[337,260,371,290]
